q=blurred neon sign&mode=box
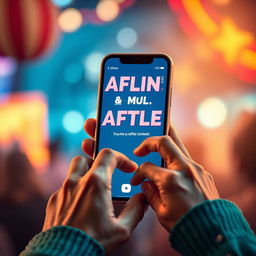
[168,0,256,83]
[0,92,49,172]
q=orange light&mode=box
[0,92,49,172]
[240,49,256,70]
[96,0,119,22]
[174,62,199,92]
[58,8,83,32]
[181,0,218,36]
[211,0,231,5]
[194,41,213,61]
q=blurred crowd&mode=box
[0,111,255,256]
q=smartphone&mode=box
[94,54,172,201]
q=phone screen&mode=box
[96,55,171,199]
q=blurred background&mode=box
[0,0,255,255]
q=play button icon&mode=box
[121,184,131,193]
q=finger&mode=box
[84,118,96,139]
[141,181,163,212]
[117,193,148,233]
[66,156,93,181]
[168,122,191,159]
[133,136,187,168]
[130,162,169,185]
[81,138,95,158]
[88,148,137,187]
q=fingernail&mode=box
[133,147,138,153]
[132,160,138,165]
[142,183,149,194]
[131,161,138,168]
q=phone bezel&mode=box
[94,53,173,201]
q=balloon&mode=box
[0,0,59,60]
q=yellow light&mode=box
[58,8,83,32]
[211,18,254,65]
[0,93,49,172]
[198,98,227,128]
[96,0,119,22]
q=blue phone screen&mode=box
[97,57,169,198]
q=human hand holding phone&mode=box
[131,125,220,232]
[83,118,219,232]
[43,149,147,253]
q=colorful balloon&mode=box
[0,0,59,60]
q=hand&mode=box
[81,118,97,159]
[130,124,220,232]
[43,149,147,253]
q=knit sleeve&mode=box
[169,199,256,256]
[20,226,104,256]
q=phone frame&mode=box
[94,53,173,201]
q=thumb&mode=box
[117,193,148,233]
[142,181,162,212]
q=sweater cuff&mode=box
[169,199,254,256]
[21,226,104,256]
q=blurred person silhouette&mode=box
[0,144,47,255]
[0,223,15,256]
[229,111,256,232]
[0,149,15,256]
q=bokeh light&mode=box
[84,52,104,82]
[0,93,48,170]
[96,0,120,22]
[198,97,227,128]
[0,57,17,77]
[240,94,256,112]
[62,110,84,133]
[87,110,97,119]
[64,63,84,84]
[174,61,199,92]
[51,0,73,7]
[58,8,83,32]
[117,27,138,48]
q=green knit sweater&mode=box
[21,200,256,256]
